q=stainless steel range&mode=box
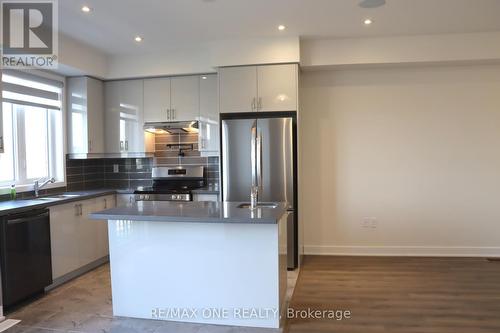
[134,166,205,202]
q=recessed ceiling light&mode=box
[81,5,92,13]
[134,36,143,42]
[201,76,207,80]
[278,25,286,31]
[364,19,373,25]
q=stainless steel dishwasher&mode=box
[0,208,53,309]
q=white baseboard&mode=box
[0,319,20,332]
[304,245,500,257]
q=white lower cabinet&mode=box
[49,202,81,279]
[116,194,135,207]
[49,195,116,280]
[95,195,115,259]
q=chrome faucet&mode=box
[34,177,55,197]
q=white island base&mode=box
[107,216,287,328]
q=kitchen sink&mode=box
[26,194,81,201]
[237,202,279,209]
[46,194,81,199]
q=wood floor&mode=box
[286,256,500,333]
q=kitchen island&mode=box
[90,201,288,328]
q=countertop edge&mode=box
[191,189,220,195]
[0,190,119,216]
[89,213,280,224]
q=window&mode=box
[0,70,64,188]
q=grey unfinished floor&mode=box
[5,264,298,333]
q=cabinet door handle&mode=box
[258,97,262,111]
[88,140,92,152]
[251,98,256,111]
[120,141,124,151]
[75,204,82,216]
[104,199,107,209]
[172,109,176,120]
[0,136,4,152]
[167,109,170,120]
[125,141,129,151]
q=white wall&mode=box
[301,32,500,69]
[57,34,108,78]
[300,64,500,257]
[106,44,213,80]
[106,37,300,79]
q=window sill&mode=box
[0,181,66,195]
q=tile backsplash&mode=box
[66,157,153,191]
[153,132,219,184]
[66,132,219,191]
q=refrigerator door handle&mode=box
[251,120,258,188]
[257,132,263,192]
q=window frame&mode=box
[0,69,66,192]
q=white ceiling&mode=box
[59,0,500,56]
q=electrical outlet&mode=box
[362,217,378,229]
[113,164,119,173]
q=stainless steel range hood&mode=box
[144,121,199,134]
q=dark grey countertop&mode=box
[0,189,123,216]
[0,186,219,217]
[89,201,287,224]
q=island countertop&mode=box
[89,201,288,224]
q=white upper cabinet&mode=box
[219,64,298,113]
[67,77,105,154]
[143,76,199,122]
[170,76,200,121]
[199,74,219,155]
[104,80,145,153]
[87,78,105,153]
[219,66,257,113]
[257,64,297,112]
[144,78,171,123]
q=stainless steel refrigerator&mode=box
[221,112,298,269]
